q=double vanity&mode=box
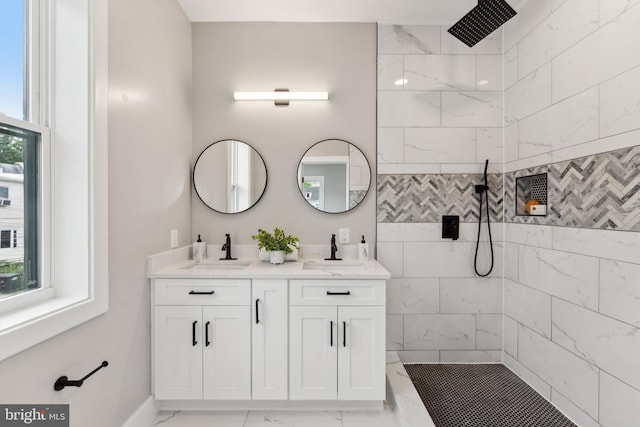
[147,247,389,410]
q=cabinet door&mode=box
[289,306,337,400]
[252,280,288,400]
[202,306,251,399]
[154,306,202,400]
[338,306,386,400]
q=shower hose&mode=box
[474,160,494,277]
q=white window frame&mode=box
[0,116,52,313]
[0,0,108,361]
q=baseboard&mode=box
[157,400,383,411]
[121,395,159,427]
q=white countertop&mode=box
[147,246,391,280]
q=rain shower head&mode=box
[448,0,517,47]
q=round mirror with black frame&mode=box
[297,139,371,214]
[193,139,268,214]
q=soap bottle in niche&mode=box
[358,235,369,261]
[193,234,207,261]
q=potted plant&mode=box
[252,227,299,264]
[251,228,274,261]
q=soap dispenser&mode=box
[358,235,369,261]
[193,234,207,261]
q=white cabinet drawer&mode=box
[155,279,250,306]
[290,280,385,306]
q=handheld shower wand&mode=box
[474,159,494,277]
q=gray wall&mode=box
[0,1,193,426]
[191,23,377,247]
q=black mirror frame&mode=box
[193,139,268,214]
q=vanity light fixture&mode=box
[233,89,329,106]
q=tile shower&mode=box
[502,1,640,425]
[376,24,505,363]
[377,0,640,425]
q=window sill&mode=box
[0,294,107,361]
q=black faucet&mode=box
[324,234,342,261]
[220,233,237,260]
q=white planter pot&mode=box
[285,248,299,261]
[269,250,285,265]
[258,248,271,262]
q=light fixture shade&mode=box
[233,91,329,101]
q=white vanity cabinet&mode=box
[251,279,288,400]
[154,305,203,400]
[289,306,338,399]
[289,280,386,401]
[153,279,251,400]
[148,252,390,408]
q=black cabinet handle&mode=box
[343,321,347,347]
[189,290,215,295]
[255,298,260,324]
[205,321,211,347]
[192,320,198,346]
[326,291,351,296]
[330,321,334,347]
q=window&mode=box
[1,231,10,248]
[0,121,40,300]
[1,231,9,248]
[0,0,26,121]
[0,0,40,305]
[0,0,108,361]
[228,140,252,212]
[1,230,20,249]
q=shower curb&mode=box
[385,352,436,427]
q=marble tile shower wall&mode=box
[376,24,504,363]
[377,25,504,175]
[503,1,640,427]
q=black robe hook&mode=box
[54,361,108,391]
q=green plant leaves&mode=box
[251,227,299,254]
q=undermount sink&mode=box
[302,260,365,270]
[185,261,251,270]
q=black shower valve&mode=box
[442,215,460,241]
[475,184,487,194]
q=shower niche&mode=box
[516,173,548,216]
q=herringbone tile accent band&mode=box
[376,146,639,230]
[505,145,640,231]
[377,173,504,223]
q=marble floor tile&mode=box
[243,410,343,427]
[342,404,398,427]
[151,410,248,426]
[151,407,400,427]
